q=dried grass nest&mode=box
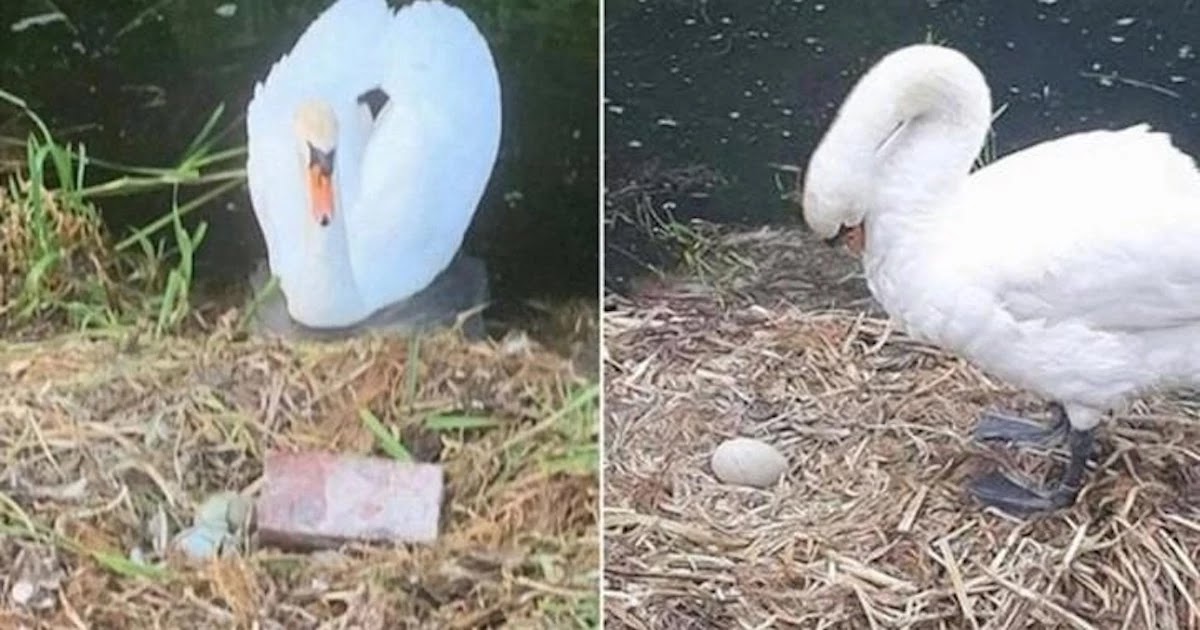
[603,225,1200,629]
[1,323,599,628]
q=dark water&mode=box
[2,0,598,312]
[605,0,1200,288]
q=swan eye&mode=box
[357,87,390,122]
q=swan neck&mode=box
[282,200,365,328]
[840,46,993,217]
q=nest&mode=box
[1,323,598,628]
[603,225,1200,629]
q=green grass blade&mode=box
[425,414,501,431]
[541,444,598,475]
[404,335,422,410]
[238,273,279,332]
[359,409,413,462]
[552,383,600,423]
[88,549,169,579]
[179,103,226,165]
[114,178,240,251]
[0,87,54,145]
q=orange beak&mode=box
[844,224,865,255]
[307,164,333,226]
[827,224,866,256]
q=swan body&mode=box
[802,44,1200,513]
[246,0,501,329]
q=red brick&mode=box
[256,451,442,548]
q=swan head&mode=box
[802,174,867,254]
[801,44,993,256]
[293,101,339,227]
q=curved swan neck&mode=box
[282,210,363,327]
[815,45,993,220]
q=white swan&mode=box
[245,0,501,329]
[802,44,1200,515]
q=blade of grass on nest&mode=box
[0,492,168,579]
[404,334,422,411]
[86,547,169,580]
[238,274,280,332]
[424,414,502,431]
[542,443,599,476]
[360,408,413,462]
[0,490,42,537]
[494,382,599,457]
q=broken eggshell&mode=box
[194,491,252,531]
[172,524,231,562]
[710,437,788,488]
[171,491,254,561]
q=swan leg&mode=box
[972,402,1068,448]
[968,425,1095,516]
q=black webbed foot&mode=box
[972,403,1068,448]
[968,471,1082,516]
[968,412,1095,516]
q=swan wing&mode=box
[245,0,392,283]
[345,0,502,310]
[998,233,1200,333]
[952,125,1200,332]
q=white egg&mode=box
[710,438,787,487]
